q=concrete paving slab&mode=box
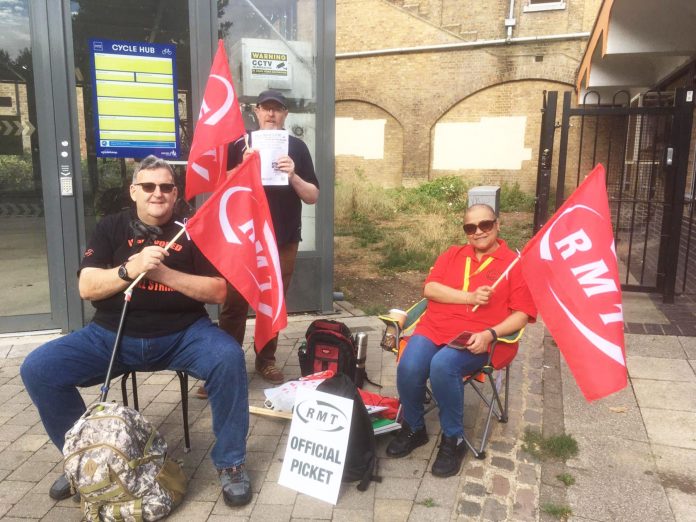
[652,443,696,478]
[633,379,696,412]
[561,362,648,443]
[666,488,696,522]
[627,356,696,381]
[374,498,412,522]
[566,436,672,522]
[625,334,687,359]
[641,408,696,449]
[622,292,669,324]
[680,336,696,359]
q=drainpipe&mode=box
[336,32,591,59]
[505,0,516,42]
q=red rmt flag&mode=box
[520,164,626,401]
[185,39,245,200]
[187,152,287,352]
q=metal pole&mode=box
[100,291,132,402]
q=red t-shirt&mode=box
[415,240,537,353]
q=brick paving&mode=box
[0,303,547,521]
[0,292,694,520]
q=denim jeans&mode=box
[396,334,488,438]
[20,317,248,470]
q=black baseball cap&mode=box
[256,89,288,109]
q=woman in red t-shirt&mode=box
[386,204,537,478]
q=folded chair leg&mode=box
[131,372,139,411]
[177,371,191,453]
[121,373,130,407]
[424,386,438,415]
[500,365,510,423]
[464,366,512,459]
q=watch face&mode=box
[118,264,130,281]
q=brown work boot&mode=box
[195,385,208,400]
[255,361,284,384]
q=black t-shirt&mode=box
[227,132,319,246]
[80,209,219,338]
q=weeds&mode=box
[500,182,536,212]
[417,498,437,508]
[556,472,575,486]
[522,428,578,461]
[541,503,572,520]
[335,170,535,275]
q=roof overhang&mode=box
[577,0,696,103]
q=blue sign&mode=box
[90,38,180,159]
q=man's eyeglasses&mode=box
[463,219,497,235]
[257,104,287,113]
[134,182,176,194]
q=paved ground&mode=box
[0,293,693,521]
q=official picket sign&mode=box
[278,388,353,505]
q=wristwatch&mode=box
[117,262,133,282]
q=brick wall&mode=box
[336,0,601,192]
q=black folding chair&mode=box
[121,371,191,453]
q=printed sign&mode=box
[90,39,179,159]
[278,388,353,505]
[249,51,289,79]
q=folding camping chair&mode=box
[378,299,524,459]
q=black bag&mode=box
[316,374,379,491]
[300,320,357,382]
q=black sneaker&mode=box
[48,474,80,503]
[386,422,429,458]
[431,434,467,477]
[219,464,252,507]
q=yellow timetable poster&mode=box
[90,39,179,158]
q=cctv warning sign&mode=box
[250,51,289,78]
[278,388,353,504]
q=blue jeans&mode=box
[396,334,488,438]
[20,317,248,470]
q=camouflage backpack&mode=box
[63,402,187,522]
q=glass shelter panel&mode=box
[70,0,193,243]
[0,0,51,317]
[218,0,317,251]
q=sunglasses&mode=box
[463,219,497,235]
[134,182,176,194]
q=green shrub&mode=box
[500,182,535,212]
[398,176,469,213]
[0,155,35,192]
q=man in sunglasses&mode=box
[197,89,319,394]
[386,203,537,478]
[21,155,252,508]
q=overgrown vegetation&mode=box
[522,428,579,461]
[335,171,535,274]
[541,503,572,520]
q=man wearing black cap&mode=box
[198,90,319,394]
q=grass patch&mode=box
[417,498,437,508]
[541,503,572,520]
[522,428,579,461]
[556,472,575,486]
[378,237,439,272]
[335,171,535,275]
